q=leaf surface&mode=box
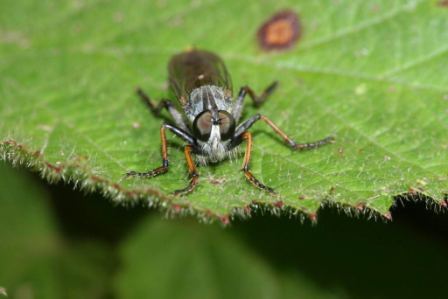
[1,0,447,221]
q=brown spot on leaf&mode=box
[438,0,448,7]
[172,204,183,213]
[308,213,318,223]
[383,211,392,221]
[257,10,301,51]
[408,187,423,195]
[219,215,230,225]
[355,202,366,211]
[45,162,63,173]
[208,177,226,185]
[113,12,124,23]
[388,85,397,93]
[91,175,105,183]
[370,4,380,12]
[243,205,251,215]
[204,209,214,218]
[273,200,284,208]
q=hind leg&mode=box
[136,87,188,131]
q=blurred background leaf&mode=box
[0,163,114,298]
[1,0,447,220]
[1,162,448,298]
[115,217,343,299]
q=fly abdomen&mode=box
[168,49,233,106]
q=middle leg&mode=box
[235,114,335,150]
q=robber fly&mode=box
[126,49,334,195]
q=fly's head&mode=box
[192,109,236,162]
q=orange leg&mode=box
[173,145,199,196]
[259,115,335,150]
[241,132,275,194]
[125,125,169,178]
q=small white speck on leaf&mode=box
[0,30,30,48]
[169,15,184,27]
[72,0,86,10]
[190,0,203,8]
[355,84,367,95]
[416,178,428,187]
[38,124,53,132]
[81,43,94,53]
[161,81,169,91]
[132,122,141,129]
[388,86,397,93]
[407,0,417,10]
[355,48,370,57]
[113,12,124,23]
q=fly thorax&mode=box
[185,85,233,122]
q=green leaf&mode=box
[0,163,113,298]
[115,217,343,299]
[1,0,447,221]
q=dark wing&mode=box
[168,49,233,106]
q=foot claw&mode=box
[124,171,137,178]
[293,135,336,151]
[173,175,199,196]
[124,166,167,179]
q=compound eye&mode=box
[193,110,212,141]
[218,111,235,140]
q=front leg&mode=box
[235,114,335,150]
[232,81,278,121]
[240,131,275,194]
[173,145,200,196]
[125,124,196,178]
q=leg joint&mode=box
[238,86,248,97]
[162,159,169,167]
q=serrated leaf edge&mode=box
[1,139,446,225]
